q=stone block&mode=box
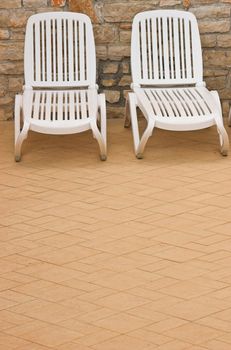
[217,34,231,48]
[9,78,24,92]
[204,69,228,77]
[203,50,231,67]
[122,62,130,74]
[183,0,191,9]
[0,0,21,8]
[108,45,130,59]
[0,10,33,28]
[51,0,66,7]
[201,34,216,48]
[103,62,119,74]
[104,90,120,104]
[119,75,131,87]
[191,6,230,19]
[102,79,117,87]
[69,0,98,23]
[191,0,217,4]
[0,42,24,60]
[0,96,13,106]
[222,100,230,119]
[205,76,227,90]
[96,45,107,59]
[23,0,47,7]
[199,20,230,33]
[120,23,132,30]
[103,3,159,23]
[94,24,118,44]
[218,88,231,100]
[160,0,181,6]
[0,29,10,40]
[10,30,26,40]
[120,30,131,43]
[0,62,24,75]
[0,77,8,97]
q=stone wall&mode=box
[0,0,230,120]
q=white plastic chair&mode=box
[125,10,229,158]
[15,12,107,161]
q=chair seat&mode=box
[22,89,98,134]
[135,86,216,131]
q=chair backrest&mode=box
[131,10,203,87]
[24,12,96,88]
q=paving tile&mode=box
[92,312,152,333]
[20,324,82,347]
[204,339,231,350]
[95,291,149,311]
[91,334,154,350]
[165,323,223,344]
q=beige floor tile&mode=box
[197,316,231,332]
[73,329,119,346]
[154,340,191,350]
[57,343,92,350]
[165,323,223,344]
[161,299,221,321]
[95,291,149,311]
[0,333,30,349]
[128,328,172,345]
[204,339,231,350]
[91,334,154,350]
[92,312,152,333]
[21,324,82,347]
[158,280,214,299]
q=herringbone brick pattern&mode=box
[1,119,231,349]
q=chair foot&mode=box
[124,120,131,128]
[136,153,143,159]
[15,155,21,162]
[221,150,228,157]
[100,154,107,161]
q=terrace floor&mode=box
[1,118,231,350]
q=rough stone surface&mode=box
[69,0,98,22]
[103,62,119,74]
[0,0,21,9]
[217,34,231,47]
[51,0,66,7]
[0,0,231,120]
[104,90,121,103]
[23,0,47,7]
[0,29,10,40]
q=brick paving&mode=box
[1,119,231,349]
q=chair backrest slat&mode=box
[131,10,203,86]
[25,12,96,88]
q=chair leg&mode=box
[15,122,30,162]
[217,124,229,156]
[14,94,30,162]
[228,107,231,127]
[211,91,229,156]
[124,96,131,128]
[14,94,22,146]
[129,93,155,159]
[91,93,107,161]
